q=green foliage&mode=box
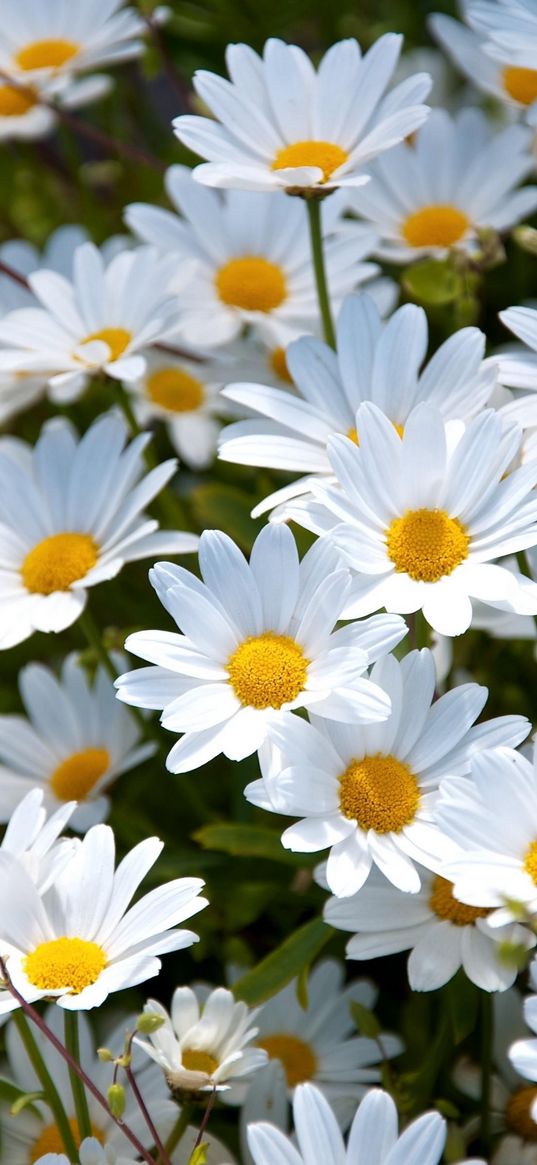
[232,918,333,1004]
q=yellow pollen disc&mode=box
[50,747,110,802]
[15,39,80,71]
[272,140,349,183]
[227,632,308,709]
[339,753,420,833]
[182,1048,219,1076]
[0,83,36,116]
[146,366,204,413]
[24,936,107,994]
[257,1034,317,1087]
[30,1118,103,1163]
[21,532,98,595]
[502,66,537,106]
[386,508,470,583]
[524,839,537,885]
[215,256,287,312]
[506,1086,537,1141]
[270,346,293,384]
[402,205,470,248]
[82,326,132,361]
[429,876,491,926]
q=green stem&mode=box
[480,991,493,1156]
[306,198,336,348]
[415,609,431,651]
[163,1105,193,1156]
[64,1011,92,1142]
[13,1011,79,1162]
[78,607,149,737]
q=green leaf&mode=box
[402,259,461,306]
[190,483,263,551]
[11,1091,44,1116]
[444,970,479,1045]
[0,1078,43,1116]
[193,823,305,865]
[350,1001,381,1039]
[232,918,333,1005]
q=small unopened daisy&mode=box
[0,822,207,1013]
[0,411,197,649]
[0,786,76,893]
[115,524,407,774]
[347,108,537,263]
[0,653,155,832]
[286,402,537,636]
[173,36,431,194]
[246,649,528,895]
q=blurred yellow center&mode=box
[272,140,348,182]
[215,257,287,312]
[182,1048,219,1075]
[386,509,469,582]
[429,876,491,926]
[502,66,537,106]
[523,840,537,885]
[82,326,132,361]
[0,83,36,115]
[339,753,420,833]
[227,632,308,709]
[347,421,404,446]
[30,1118,103,1163]
[402,205,469,248]
[270,346,293,384]
[50,747,110,802]
[15,39,80,70]
[24,937,107,993]
[22,532,98,594]
[147,367,204,412]
[506,1086,537,1141]
[258,1034,317,1086]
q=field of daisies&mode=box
[6,0,537,1164]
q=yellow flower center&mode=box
[272,140,349,183]
[270,346,293,385]
[21,532,98,595]
[227,632,308,709]
[181,1049,220,1076]
[50,747,110,802]
[30,1118,103,1163]
[257,1033,317,1087]
[429,876,491,926]
[502,66,537,106]
[215,257,287,312]
[15,39,80,71]
[386,508,470,583]
[523,839,537,885]
[339,753,420,833]
[146,366,205,413]
[81,326,132,361]
[0,84,36,116]
[401,205,470,248]
[506,1086,537,1141]
[24,937,107,994]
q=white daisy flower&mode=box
[246,649,528,895]
[468,0,537,124]
[322,861,534,992]
[0,821,207,1013]
[509,965,537,1143]
[34,1141,126,1165]
[219,293,496,517]
[0,786,76,893]
[0,242,188,399]
[0,411,198,649]
[136,986,266,1093]
[126,165,379,349]
[172,36,431,194]
[115,524,407,774]
[346,108,537,263]
[246,1082,485,1165]
[1,1005,177,1164]
[285,402,537,636]
[496,307,537,398]
[440,745,537,925]
[0,653,155,832]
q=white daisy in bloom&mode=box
[346,108,537,263]
[126,166,380,348]
[0,821,207,1014]
[136,986,267,1092]
[246,649,528,895]
[34,1143,126,1165]
[0,242,187,398]
[285,402,537,637]
[468,0,537,127]
[0,786,76,893]
[219,293,496,517]
[321,861,534,992]
[172,36,431,194]
[0,1005,177,1164]
[440,745,537,925]
[0,411,198,649]
[115,524,407,774]
[0,653,155,832]
[246,1082,485,1165]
